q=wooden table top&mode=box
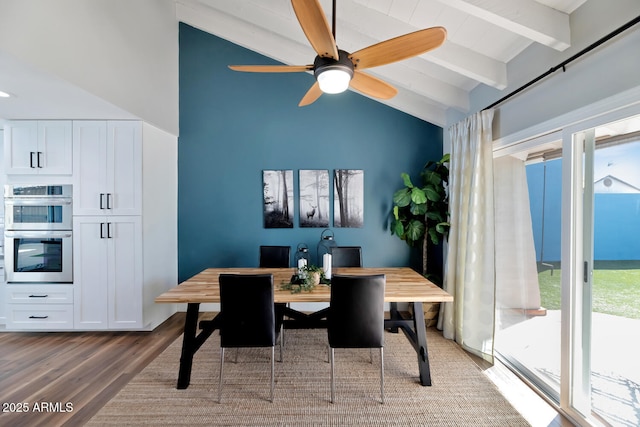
[155,267,453,304]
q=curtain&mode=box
[438,109,495,363]
[493,156,540,316]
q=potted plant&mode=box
[391,153,450,274]
[282,264,324,293]
[390,153,450,324]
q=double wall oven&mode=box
[4,184,73,283]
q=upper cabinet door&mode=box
[73,120,142,216]
[73,121,109,215]
[108,121,142,216]
[4,120,72,175]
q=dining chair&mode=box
[259,245,291,268]
[259,245,291,345]
[328,274,386,404]
[330,246,363,267]
[217,273,283,403]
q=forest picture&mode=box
[263,170,294,228]
[299,169,330,228]
[334,169,364,228]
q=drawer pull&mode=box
[29,294,49,298]
[28,315,49,319]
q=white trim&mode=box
[493,85,640,151]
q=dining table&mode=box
[155,267,454,389]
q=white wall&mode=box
[458,0,640,140]
[0,0,179,136]
[142,122,179,328]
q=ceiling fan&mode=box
[229,0,447,107]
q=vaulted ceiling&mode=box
[176,0,589,126]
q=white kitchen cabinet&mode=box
[0,284,5,325]
[73,121,141,216]
[4,284,74,330]
[4,120,73,175]
[73,216,142,330]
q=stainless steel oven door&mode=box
[5,197,73,230]
[5,230,73,283]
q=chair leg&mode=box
[270,346,275,402]
[279,323,284,362]
[218,347,225,403]
[330,347,335,403]
[380,347,385,404]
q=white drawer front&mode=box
[6,285,73,304]
[6,304,74,330]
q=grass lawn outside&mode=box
[537,261,640,319]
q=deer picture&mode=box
[306,205,317,220]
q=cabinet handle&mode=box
[107,222,112,239]
[30,152,36,168]
[29,315,49,319]
[29,294,49,298]
[37,151,43,168]
[107,193,112,210]
[100,193,105,209]
[100,222,106,239]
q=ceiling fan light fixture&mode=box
[314,50,354,94]
[317,68,351,94]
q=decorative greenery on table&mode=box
[281,264,327,293]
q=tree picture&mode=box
[263,170,294,228]
[334,169,363,228]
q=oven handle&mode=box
[4,198,72,206]
[5,230,72,238]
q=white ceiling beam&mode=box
[337,1,506,89]
[436,0,571,50]
[176,2,313,67]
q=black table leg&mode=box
[412,301,432,386]
[177,303,200,389]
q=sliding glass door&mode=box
[494,113,640,427]
[580,119,640,426]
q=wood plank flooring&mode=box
[0,313,572,426]
[0,313,186,427]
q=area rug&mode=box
[87,328,529,426]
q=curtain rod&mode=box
[483,15,640,111]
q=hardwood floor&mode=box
[0,313,186,427]
[0,313,573,426]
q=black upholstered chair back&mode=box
[219,274,276,348]
[259,246,291,268]
[328,274,385,349]
[330,246,363,268]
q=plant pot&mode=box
[309,272,321,287]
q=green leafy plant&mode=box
[281,264,325,293]
[391,153,450,276]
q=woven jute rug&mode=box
[87,328,530,426]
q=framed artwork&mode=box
[263,170,294,228]
[334,169,364,227]
[299,169,330,228]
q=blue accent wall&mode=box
[178,23,443,282]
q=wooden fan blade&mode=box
[350,71,398,99]
[299,82,323,106]
[349,27,447,70]
[291,0,339,60]
[228,65,313,73]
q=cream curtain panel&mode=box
[493,156,540,315]
[439,109,495,362]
